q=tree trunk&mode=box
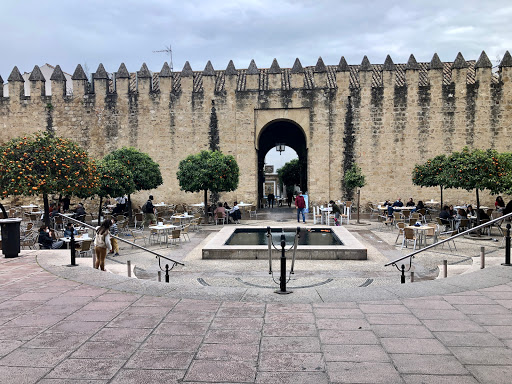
[127,195,132,219]
[475,188,481,229]
[43,193,50,228]
[204,189,208,222]
[440,186,443,209]
[97,196,103,226]
[0,203,8,219]
[356,189,361,224]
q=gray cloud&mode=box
[1,0,511,80]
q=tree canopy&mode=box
[177,150,239,194]
[343,163,366,197]
[104,147,163,192]
[0,132,98,226]
[277,159,301,189]
[177,150,239,216]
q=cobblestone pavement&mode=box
[1,208,512,383]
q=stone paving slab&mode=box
[3,250,512,382]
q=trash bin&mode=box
[0,218,22,258]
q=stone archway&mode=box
[256,119,308,207]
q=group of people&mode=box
[213,201,241,224]
[384,198,427,218]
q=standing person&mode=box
[268,192,275,208]
[61,195,71,212]
[228,202,241,224]
[142,195,156,227]
[94,220,112,271]
[287,191,293,208]
[110,217,120,256]
[295,191,306,223]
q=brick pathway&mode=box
[2,253,512,383]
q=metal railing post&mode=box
[67,230,77,267]
[410,271,414,283]
[503,224,512,266]
[443,260,448,278]
[480,246,485,269]
[165,264,170,283]
[127,260,131,277]
[158,271,161,282]
[401,264,405,284]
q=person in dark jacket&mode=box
[38,226,64,249]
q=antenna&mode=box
[153,45,173,73]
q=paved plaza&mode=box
[2,209,512,383]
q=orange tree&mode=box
[412,154,449,207]
[104,147,163,216]
[177,150,239,219]
[94,159,136,225]
[0,132,99,227]
[443,147,512,210]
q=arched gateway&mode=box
[256,119,307,206]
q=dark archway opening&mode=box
[257,120,307,208]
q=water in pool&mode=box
[225,228,343,246]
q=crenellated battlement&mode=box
[1,51,512,207]
[2,51,510,100]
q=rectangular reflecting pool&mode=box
[225,228,343,246]
[202,226,367,260]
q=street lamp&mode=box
[276,143,285,155]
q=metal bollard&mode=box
[158,271,161,282]
[401,264,405,284]
[480,246,485,269]
[503,224,512,266]
[68,231,77,267]
[443,260,448,278]
[127,260,131,277]
[410,271,414,283]
[92,251,96,268]
[165,264,169,283]
[275,233,292,294]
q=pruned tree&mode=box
[277,159,301,191]
[343,163,366,223]
[412,154,449,208]
[94,159,136,225]
[0,132,98,227]
[177,150,239,219]
[104,147,163,216]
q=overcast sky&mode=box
[2,0,511,80]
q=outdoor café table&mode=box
[237,202,253,215]
[148,223,178,246]
[405,225,432,249]
[171,214,194,226]
[59,234,90,249]
[189,203,204,207]
[319,207,332,225]
[153,202,168,208]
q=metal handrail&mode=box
[384,211,512,267]
[57,214,184,267]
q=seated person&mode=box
[406,198,415,207]
[392,198,403,208]
[228,202,241,223]
[73,203,86,221]
[439,205,453,229]
[223,202,231,210]
[455,209,467,230]
[496,196,506,212]
[504,200,512,216]
[383,200,391,206]
[214,202,226,221]
[449,205,455,217]
[412,200,425,213]
[466,204,476,217]
[477,208,490,222]
[329,200,342,225]
[38,226,64,249]
[63,223,78,237]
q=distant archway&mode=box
[257,120,307,207]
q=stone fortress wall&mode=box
[1,51,512,208]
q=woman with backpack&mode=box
[94,219,112,271]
